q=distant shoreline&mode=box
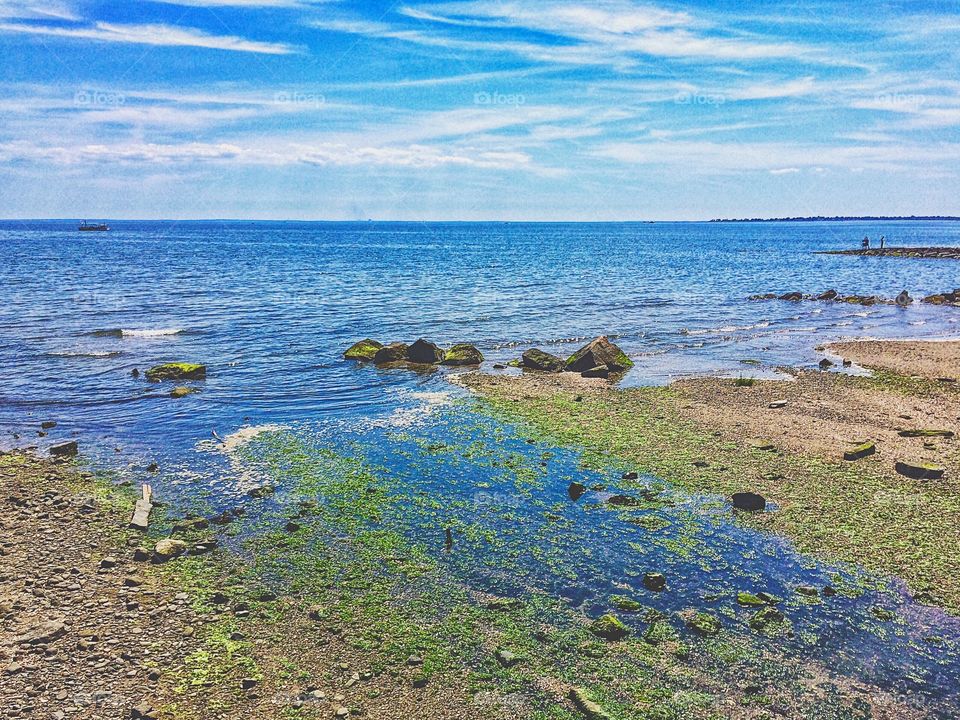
[710,215,960,222]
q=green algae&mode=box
[344,339,383,361]
[466,380,960,615]
[145,362,206,382]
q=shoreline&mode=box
[3,336,960,719]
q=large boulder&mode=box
[521,348,564,372]
[565,336,633,373]
[344,339,383,361]
[373,343,408,364]
[441,344,484,366]
[406,339,445,364]
[145,363,206,382]
[49,440,78,458]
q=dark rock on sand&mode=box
[344,339,383,361]
[732,492,766,511]
[580,365,610,379]
[407,339,445,364]
[521,348,564,372]
[844,441,876,461]
[373,342,409,364]
[819,358,834,369]
[145,363,206,382]
[898,429,955,439]
[895,461,946,480]
[565,336,633,373]
[441,343,484,366]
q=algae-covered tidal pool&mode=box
[169,389,960,718]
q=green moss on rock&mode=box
[344,339,383,361]
[441,343,484,366]
[736,591,766,607]
[610,595,642,612]
[686,612,721,636]
[145,362,206,382]
[590,613,630,640]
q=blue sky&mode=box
[0,0,958,219]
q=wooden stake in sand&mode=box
[129,484,153,531]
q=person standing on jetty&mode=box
[880,235,885,249]
[862,236,870,248]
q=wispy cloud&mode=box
[0,20,298,54]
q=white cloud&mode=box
[0,20,298,54]
[0,0,76,20]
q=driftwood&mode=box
[129,484,153,531]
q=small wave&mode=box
[89,328,185,338]
[45,350,123,359]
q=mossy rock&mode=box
[344,339,383,361]
[170,386,199,399]
[590,614,630,641]
[898,429,955,439]
[521,348,564,372]
[373,342,409,364]
[145,362,206,382]
[568,688,611,720]
[843,441,876,461]
[686,612,720,636]
[441,343,484,366]
[736,591,766,607]
[895,460,946,480]
[565,336,633,373]
[748,606,786,631]
[610,595,642,612]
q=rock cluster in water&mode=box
[749,289,912,306]
[923,289,960,306]
[343,338,484,367]
[512,336,634,379]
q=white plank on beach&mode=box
[129,483,153,531]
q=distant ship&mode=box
[78,220,109,231]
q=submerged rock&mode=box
[643,572,666,592]
[731,492,766,512]
[170,386,199,399]
[441,343,484,366]
[521,348,564,372]
[686,612,721,636]
[145,363,206,382]
[407,338,445,364]
[749,606,786,631]
[344,339,383,361]
[373,342,409,364]
[565,336,633,373]
[610,595,642,612]
[590,614,630,641]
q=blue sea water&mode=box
[3,219,960,713]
